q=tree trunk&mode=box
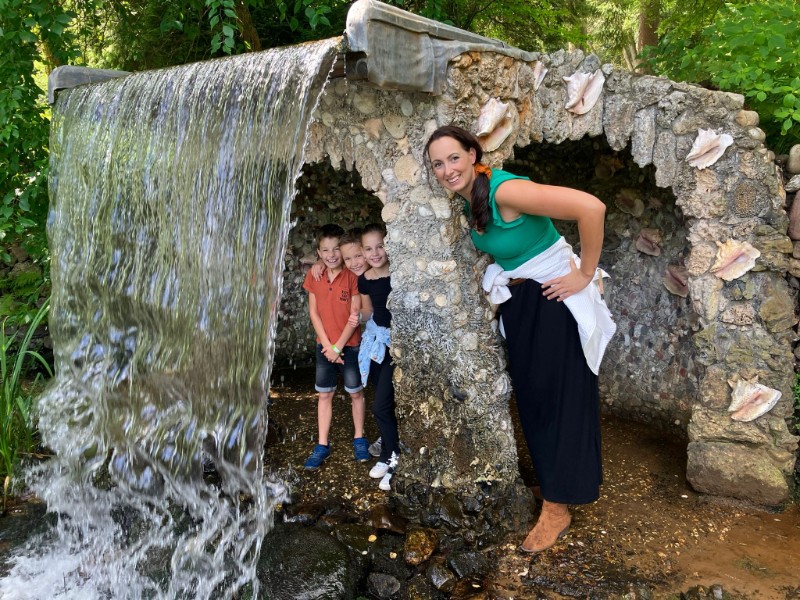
[236,1,261,52]
[634,0,660,72]
[39,38,62,73]
[637,0,660,52]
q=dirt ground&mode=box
[265,365,800,600]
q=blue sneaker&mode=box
[353,437,370,463]
[304,443,330,470]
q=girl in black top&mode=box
[356,223,399,491]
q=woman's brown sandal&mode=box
[518,501,572,554]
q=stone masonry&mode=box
[290,46,798,526]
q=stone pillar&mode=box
[386,181,532,542]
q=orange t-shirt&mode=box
[303,268,362,347]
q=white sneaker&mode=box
[369,461,389,479]
[378,453,398,491]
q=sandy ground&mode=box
[265,365,800,600]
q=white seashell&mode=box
[663,264,688,297]
[635,228,662,256]
[478,119,514,152]
[476,98,510,137]
[563,70,606,115]
[685,129,734,169]
[727,377,781,422]
[709,239,760,281]
[533,61,547,91]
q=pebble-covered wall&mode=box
[276,48,798,522]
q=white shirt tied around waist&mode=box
[481,236,616,376]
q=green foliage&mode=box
[1,299,51,495]
[645,0,800,153]
[582,0,638,64]
[0,1,72,327]
[206,0,241,54]
[0,254,49,328]
[381,0,586,52]
[276,0,332,33]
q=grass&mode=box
[1,299,52,509]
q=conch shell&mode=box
[663,264,688,297]
[709,239,760,281]
[685,129,734,169]
[615,188,644,217]
[635,228,662,256]
[533,61,547,91]
[476,98,510,136]
[476,99,516,152]
[563,70,606,115]
[727,377,781,422]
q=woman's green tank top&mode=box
[464,169,560,270]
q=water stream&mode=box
[1,39,338,599]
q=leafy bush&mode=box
[1,1,74,330]
[1,299,52,502]
[645,0,800,154]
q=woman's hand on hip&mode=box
[542,258,593,302]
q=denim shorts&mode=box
[315,344,363,394]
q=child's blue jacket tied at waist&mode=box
[358,318,391,387]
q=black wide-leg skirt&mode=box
[501,278,602,505]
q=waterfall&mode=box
[2,39,338,599]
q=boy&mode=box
[302,224,370,469]
[340,228,368,277]
[311,228,383,458]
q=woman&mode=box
[425,125,615,553]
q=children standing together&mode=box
[302,223,399,492]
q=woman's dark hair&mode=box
[424,125,490,233]
[361,222,387,238]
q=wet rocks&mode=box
[370,504,408,534]
[679,584,727,600]
[447,550,489,579]
[787,144,800,174]
[404,527,439,565]
[367,572,401,598]
[426,557,458,592]
[282,500,326,524]
[257,523,362,600]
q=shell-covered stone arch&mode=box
[432,48,798,507]
[302,40,797,525]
